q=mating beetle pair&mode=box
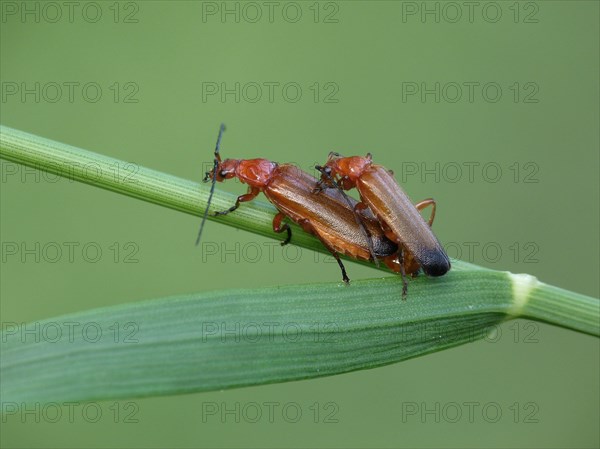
[198,124,450,296]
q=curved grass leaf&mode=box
[0,273,522,403]
[2,272,598,403]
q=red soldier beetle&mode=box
[315,152,451,293]
[196,125,400,283]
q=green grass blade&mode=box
[1,272,511,403]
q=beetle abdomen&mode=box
[419,248,451,276]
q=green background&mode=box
[1,1,598,448]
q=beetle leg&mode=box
[213,186,260,216]
[397,249,409,299]
[415,198,437,227]
[272,212,292,246]
[314,165,336,191]
[298,218,350,284]
[381,253,410,299]
[340,175,354,190]
[354,201,369,215]
[313,170,327,193]
[382,254,401,272]
[353,202,379,266]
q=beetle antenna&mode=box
[313,165,327,193]
[196,123,226,246]
[315,165,380,266]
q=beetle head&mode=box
[323,154,371,186]
[204,158,240,183]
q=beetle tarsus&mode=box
[213,204,238,216]
[398,249,409,300]
[330,250,350,284]
[273,212,292,245]
[336,258,350,284]
[280,225,292,246]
